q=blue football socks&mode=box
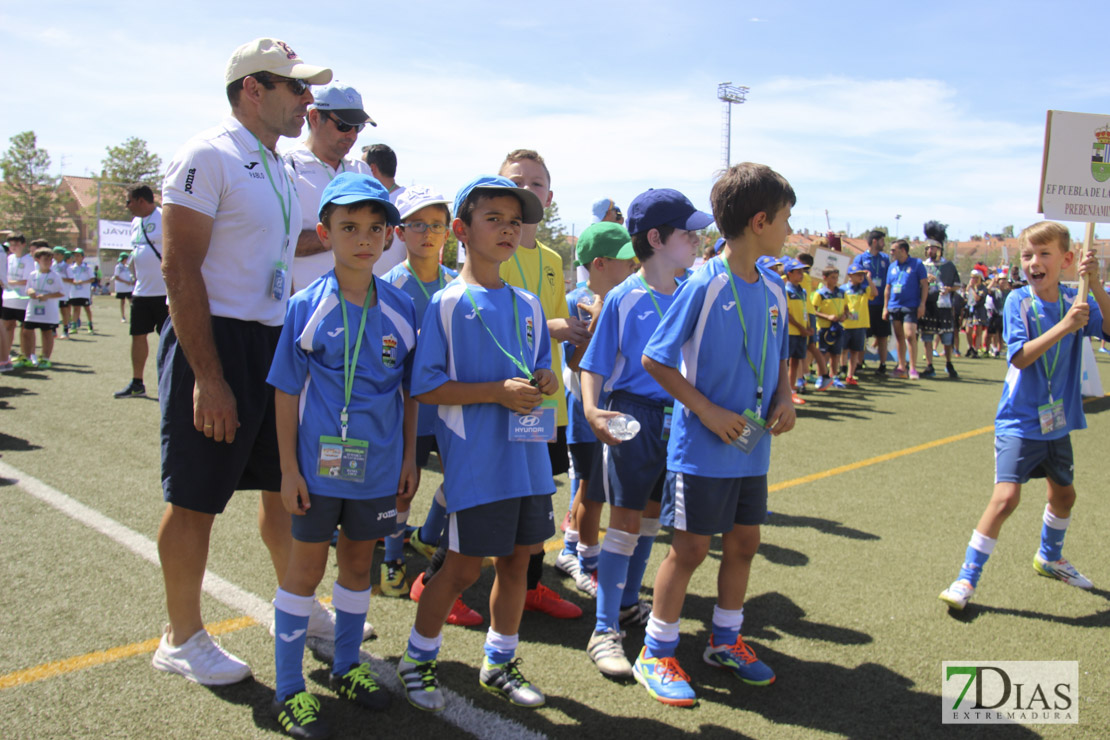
[384,509,409,564]
[621,518,659,609]
[957,530,996,587]
[483,628,517,665]
[1038,505,1069,562]
[710,605,743,646]
[643,615,680,659]
[331,583,371,676]
[595,528,638,632]
[406,627,442,663]
[273,588,313,699]
[418,488,447,547]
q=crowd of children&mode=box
[8,147,1108,738]
[0,232,138,372]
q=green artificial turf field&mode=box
[2,296,1108,739]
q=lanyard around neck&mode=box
[405,260,445,301]
[312,152,344,181]
[636,272,665,317]
[721,257,770,405]
[462,283,533,381]
[1029,292,1065,399]
[253,136,292,260]
[338,279,376,441]
[512,246,543,295]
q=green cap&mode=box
[52,245,66,253]
[575,222,636,267]
[74,248,84,255]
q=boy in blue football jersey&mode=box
[266,173,419,738]
[939,221,1110,610]
[578,191,711,679]
[398,176,558,711]
[557,222,637,596]
[636,162,797,707]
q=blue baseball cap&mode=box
[591,197,614,223]
[713,237,726,255]
[311,81,375,127]
[318,172,401,225]
[848,257,870,274]
[783,258,806,272]
[626,188,714,235]
[453,175,544,225]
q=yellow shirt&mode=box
[843,287,871,330]
[500,240,569,426]
[810,287,845,330]
[786,284,808,336]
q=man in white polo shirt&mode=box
[153,37,333,686]
[362,143,407,276]
[285,81,375,292]
[114,185,167,398]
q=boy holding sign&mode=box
[939,221,1110,610]
[266,173,417,737]
[398,176,557,711]
[636,163,796,706]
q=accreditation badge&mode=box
[317,435,369,482]
[1037,400,1067,435]
[509,399,557,442]
[662,406,674,441]
[730,409,767,454]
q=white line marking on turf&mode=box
[1,461,546,740]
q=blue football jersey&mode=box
[383,261,459,437]
[580,272,676,404]
[411,280,555,512]
[644,258,788,478]
[995,285,1105,440]
[564,285,597,445]
[267,272,417,499]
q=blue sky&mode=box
[2,1,1106,240]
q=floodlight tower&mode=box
[717,82,749,169]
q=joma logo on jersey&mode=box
[637,311,654,321]
[184,168,196,194]
[722,301,736,311]
[377,508,398,521]
[382,334,398,368]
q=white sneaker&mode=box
[1034,555,1093,589]
[151,626,251,685]
[268,599,375,640]
[554,550,581,579]
[938,579,975,610]
[587,629,633,678]
[574,568,597,598]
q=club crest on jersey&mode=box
[769,305,780,334]
[381,334,398,368]
[525,317,534,349]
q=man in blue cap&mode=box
[286,81,376,292]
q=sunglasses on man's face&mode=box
[251,72,311,97]
[321,111,365,134]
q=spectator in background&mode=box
[362,144,407,276]
[114,185,167,398]
[286,82,376,292]
[883,239,928,380]
[862,230,891,374]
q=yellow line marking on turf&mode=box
[769,393,1108,494]
[0,616,257,691]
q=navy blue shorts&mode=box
[661,472,768,535]
[130,295,169,336]
[158,316,282,514]
[568,441,598,483]
[587,392,668,511]
[292,494,397,543]
[867,304,891,338]
[68,297,91,307]
[888,308,917,326]
[0,306,26,323]
[807,314,818,344]
[788,335,808,360]
[446,494,554,557]
[994,435,1074,487]
[416,434,439,469]
[844,327,867,353]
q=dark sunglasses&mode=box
[251,72,311,97]
[321,111,365,134]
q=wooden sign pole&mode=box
[1076,221,1094,304]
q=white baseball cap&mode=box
[395,186,452,221]
[311,82,376,127]
[224,38,332,86]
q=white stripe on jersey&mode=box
[516,286,545,368]
[437,282,467,440]
[680,273,730,405]
[298,292,339,351]
[602,286,650,395]
[381,300,416,351]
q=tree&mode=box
[0,130,72,243]
[1001,225,1014,239]
[91,137,164,222]
[536,200,575,267]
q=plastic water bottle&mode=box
[607,414,641,441]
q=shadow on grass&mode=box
[0,385,36,399]
[764,512,880,541]
[0,433,42,453]
[1082,394,1110,415]
[946,589,1110,629]
[675,591,872,647]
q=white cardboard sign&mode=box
[1038,110,1110,223]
